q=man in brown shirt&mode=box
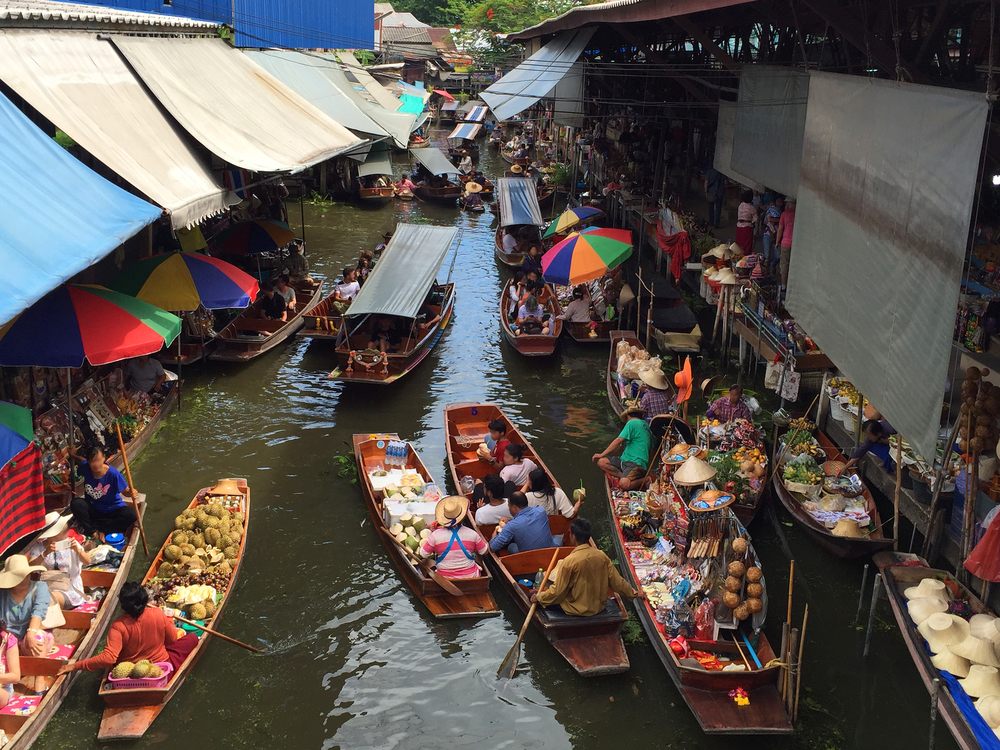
[532,517,646,616]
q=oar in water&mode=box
[497,547,561,680]
[170,612,263,653]
[377,525,464,597]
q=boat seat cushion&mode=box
[540,596,622,623]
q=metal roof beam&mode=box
[610,22,714,103]
[671,14,741,71]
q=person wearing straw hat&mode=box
[462,180,484,211]
[638,368,674,423]
[706,384,752,424]
[592,406,653,491]
[418,496,488,578]
[0,556,53,662]
[509,164,524,176]
[28,512,91,610]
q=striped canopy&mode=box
[463,105,488,123]
[447,122,482,141]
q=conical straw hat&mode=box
[970,614,1000,643]
[961,665,1000,697]
[932,648,971,678]
[703,267,719,280]
[706,244,728,259]
[673,456,717,486]
[904,578,951,603]
[831,518,864,538]
[952,635,1000,668]
[918,612,970,654]
[907,596,949,625]
[978,695,1000,727]
[714,268,738,285]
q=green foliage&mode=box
[53,131,75,150]
[456,92,470,104]
[332,452,357,482]
[691,234,717,260]
[303,191,336,207]
[549,163,572,187]
[622,618,646,645]
[391,0,466,27]
[353,49,375,66]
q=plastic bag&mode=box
[694,598,715,640]
[664,600,695,638]
[965,514,1000,581]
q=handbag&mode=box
[40,570,70,593]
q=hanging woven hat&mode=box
[918,612,970,654]
[706,244,728,259]
[970,614,1000,644]
[905,578,951,603]
[715,268,738,285]
[960,665,1000,697]
[618,283,635,305]
[728,242,743,257]
[510,164,523,174]
[932,648,971,678]
[673,456,717,486]
[703,266,719,280]
[830,518,863,538]
[952,635,1000,668]
[465,181,483,193]
[700,375,724,401]
[621,405,647,422]
[978,695,1000,727]
[907,596,949,625]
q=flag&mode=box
[0,443,45,554]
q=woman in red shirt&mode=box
[57,582,199,677]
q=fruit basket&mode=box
[107,661,172,690]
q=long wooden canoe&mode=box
[359,186,395,205]
[495,227,525,269]
[771,430,893,559]
[0,503,144,750]
[97,481,250,740]
[605,477,792,734]
[353,433,499,619]
[500,280,562,357]
[557,287,616,343]
[297,289,343,341]
[412,184,463,204]
[330,282,455,384]
[875,551,986,750]
[444,403,630,675]
[210,281,325,362]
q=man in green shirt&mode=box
[592,406,653,490]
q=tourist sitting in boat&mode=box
[638,368,674,422]
[502,228,521,257]
[489,493,555,554]
[126,354,167,395]
[58,581,199,678]
[0,556,55,662]
[356,255,372,285]
[275,274,297,313]
[333,267,361,314]
[369,316,403,354]
[515,144,530,160]
[395,173,416,192]
[458,150,474,175]
[258,281,287,322]
[417,298,441,332]
[521,469,581,519]
[473,474,510,525]
[418,496,488,579]
[68,445,139,540]
[473,171,488,187]
[499,443,539,491]
[558,288,593,323]
[509,271,525,316]
[706,385,751,424]
[480,418,511,468]
[531,517,645,615]
[28,512,90,610]
[521,244,543,276]
[592,406,652,491]
[516,296,548,336]
[840,419,895,474]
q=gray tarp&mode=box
[714,101,764,192]
[786,72,987,460]
[552,60,585,128]
[481,28,595,121]
[497,178,544,227]
[411,147,458,175]
[357,145,393,177]
[731,66,808,198]
[346,223,458,319]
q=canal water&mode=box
[41,135,955,750]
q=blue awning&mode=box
[464,105,489,123]
[0,91,161,327]
[497,178,544,227]
[447,122,482,141]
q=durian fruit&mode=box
[223,545,239,560]
[218,518,231,535]
[216,561,233,577]
[146,664,164,679]
[203,600,217,619]
[189,533,205,549]
[182,508,198,519]
[195,511,209,530]
[229,525,243,540]
[205,528,222,547]
[188,602,207,620]
[174,515,186,530]
[233,512,245,525]
[181,517,198,531]
[163,544,182,562]
[207,503,226,519]
[130,661,152,679]
[157,562,175,579]
[219,535,234,550]
[179,544,196,557]
[206,516,222,530]
[111,662,135,679]
[171,531,190,545]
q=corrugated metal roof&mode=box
[0,0,218,28]
[374,2,394,14]
[381,25,432,43]
[381,11,428,27]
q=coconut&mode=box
[733,605,750,621]
[399,513,414,528]
[394,532,408,543]
[724,576,742,593]
[404,536,420,552]
[723,592,740,608]
[419,529,432,540]
[746,597,763,613]
[412,518,427,534]
[968,367,982,381]
[740,460,754,473]
[389,523,404,536]
[747,582,764,598]
[731,538,748,555]
[728,561,746,577]
[404,526,417,538]
[746,567,763,583]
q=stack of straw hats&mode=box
[905,578,951,626]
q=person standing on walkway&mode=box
[775,198,796,288]
[703,167,724,228]
[735,189,756,254]
[761,195,782,275]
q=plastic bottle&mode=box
[534,568,544,588]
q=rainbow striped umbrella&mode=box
[0,401,33,468]
[541,227,633,286]
[542,206,605,239]
[214,220,295,255]
[111,252,259,311]
[0,285,181,368]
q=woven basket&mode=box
[822,461,846,476]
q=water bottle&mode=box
[386,441,396,467]
[534,568,544,588]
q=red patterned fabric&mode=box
[656,221,691,283]
[0,444,46,555]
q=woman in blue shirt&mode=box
[68,445,138,541]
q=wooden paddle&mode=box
[170,612,263,653]
[114,423,148,555]
[376,526,464,597]
[497,547,561,680]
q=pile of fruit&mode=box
[110,659,164,680]
[789,417,815,431]
[390,513,432,553]
[720,548,763,622]
[830,378,861,407]
[784,455,822,485]
[959,366,1000,457]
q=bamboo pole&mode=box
[782,559,795,699]
[114,423,148,555]
[920,418,963,560]
[785,627,799,714]
[793,604,809,722]
[894,436,903,550]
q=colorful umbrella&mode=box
[541,227,634,286]
[0,401,33,468]
[111,252,259,311]
[542,206,606,239]
[214,220,295,255]
[0,284,182,368]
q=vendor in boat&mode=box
[332,267,361,314]
[458,150,474,175]
[473,171,488,187]
[369,316,402,354]
[531,517,645,615]
[275,274,297,314]
[473,474,510,525]
[840,419,895,474]
[463,181,484,210]
[638,368,675,422]
[706,384,751,424]
[592,406,652,491]
[516,296,548,336]
[28,512,90,610]
[521,469,581,519]
[68,445,138,541]
[521,244,543,276]
[58,581,198,678]
[502,228,521,257]
[126,354,167,395]
[489,492,556,554]
[258,281,287,322]
[418,496,488,579]
[558,287,593,323]
[395,173,417,192]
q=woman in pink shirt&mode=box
[418,496,487,579]
[776,198,796,285]
[735,190,756,254]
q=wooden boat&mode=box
[461,200,486,213]
[489,135,501,151]
[412,184,463,205]
[297,289,343,340]
[448,143,480,161]
[459,174,493,198]
[875,551,989,750]
[500,279,562,356]
[408,135,430,148]
[353,433,499,619]
[605,477,792,734]
[209,281,324,362]
[330,283,455,384]
[557,288,616,343]
[443,403,629,675]
[0,503,144,750]
[771,429,894,559]
[501,148,530,166]
[494,226,525,269]
[537,186,555,209]
[155,340,215,367]
[107,389,178,474]
[358,185,395,205]
[97,482,248,740]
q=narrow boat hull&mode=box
[210,282,325,362]
[412,185,463,204]
[564,319,616,343]
[500,280,562,356]
[494,227,525,268]
[298,290,343,340]
[108,389,177,473]
[358,188,394,205]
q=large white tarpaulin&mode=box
[410,147,458,175]
[552,60,586,128]
[786,72,987,460]
[318,59,415,149]
[481,28,595,122]
[0,30,234,229]
[113,37,363,173]
[731,66,808,198]
[714,101,764,192]
[497,178,544,227]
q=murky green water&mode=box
[39,135,956,750]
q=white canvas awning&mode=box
[338,51,405,113]
[481,28,595,121]
[411,147,458,175]
[357,146,393,177]
[113,36,364,173]
[0,30,234,229]
[319,60,415,149]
